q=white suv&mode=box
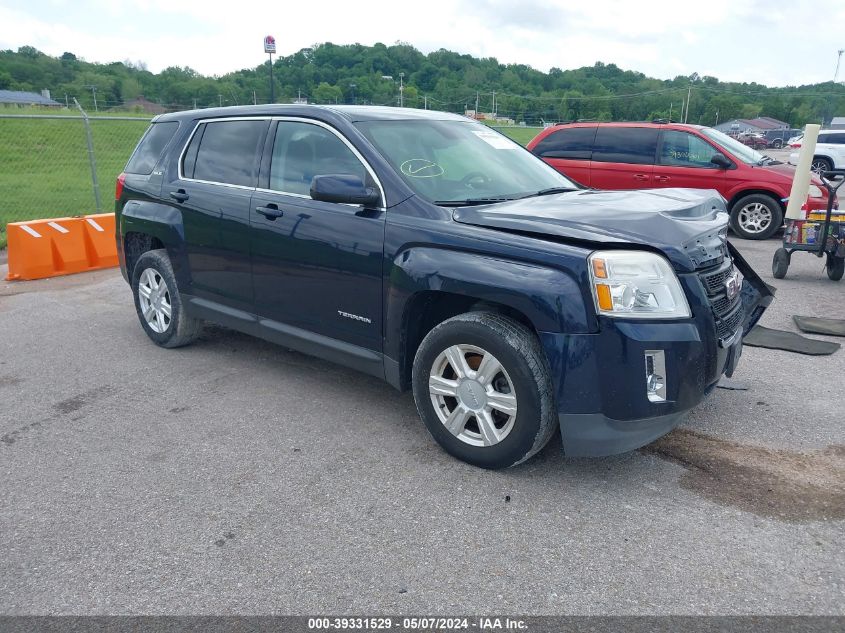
[789,129,845,174]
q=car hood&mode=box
[452,187,730,272]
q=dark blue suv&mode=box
[115,105,772,469]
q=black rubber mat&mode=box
[743,325,840,355]
[793,316,845,338]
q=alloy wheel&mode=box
[428,344,517,447]
[737,202,772,235]
[138,267,172,333]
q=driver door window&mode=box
[659,131,719,168]
[269,121,368,196]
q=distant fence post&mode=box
[73,98,102,215]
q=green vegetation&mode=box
[0,116,149,248]
[3,41,845,248]
[492,126,543,146]
[2,44,845,126]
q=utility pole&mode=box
[399,72,405,107]
[475,91,479,117]
[193,98,197,109]
[218,94,223,107]
[835,49,844,83]
[715,110,719,126]
[84,85,98,112]
[669,102,673,121]
[684,86,692,124]
[424,95,427,110]
[492,91,496,118]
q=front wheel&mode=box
[411,312,557,469]
[131,249,202,348]
[729,194,783,240]
[827,255,844,281]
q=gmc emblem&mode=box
[725,270,742,301]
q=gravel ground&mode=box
[0,236,842,615]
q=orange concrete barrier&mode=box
[5,213,118,281]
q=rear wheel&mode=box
[772,139,783,149]
[729,194,783,240]
[772,248,790,279]
[411,312,557,469]
[131,249,202,348]
[811,157,833,176]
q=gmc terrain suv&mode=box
[116,105,772,469]
[528,121,834,240]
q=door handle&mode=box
[633,174,649,181]
[654,175,670,183]
[255,204,284,220]
[169,190,189,202]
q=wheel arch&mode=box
[384,246,592,391]
[727,188,786,213]
[119,201,185,282]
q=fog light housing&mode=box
[645,350,667,403]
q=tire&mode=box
[411,312,557,469]
[827,255,844,281]
[772,139,783,149]
[131,249,202,348]
[729,194,783,240]
[811,157,833,176]
[772,248,790,279]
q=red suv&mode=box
[527,122,833,240]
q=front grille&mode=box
[700,263,732,296]
[714,301,744,339]
[697,258,744,340]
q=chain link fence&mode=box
[0,111,544,249]
[0,110,151,248]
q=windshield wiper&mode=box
[527,186,579,197]
[435,197,521,206]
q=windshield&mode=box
[355,119,577,204]
[699,127,765,165]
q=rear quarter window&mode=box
[532,127,596,159]
[125,121,179,175]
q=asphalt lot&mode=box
[0,236,843,615]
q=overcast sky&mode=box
[2,0,845,87]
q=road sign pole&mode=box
[269,53,274,103]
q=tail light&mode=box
[790,142,802,148]
[115,172,126,200]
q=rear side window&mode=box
[532,127,596,159]
[187,120,267,187]
[125,122,179,175]
[592,127,658,165]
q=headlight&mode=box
[808,184,823,198]
[588,250,691,319]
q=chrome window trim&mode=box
[177,116,271,189]
[177,115,386,209]
[261,116,385,208]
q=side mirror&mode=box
[711,153,732,169]
[310,174,380,206]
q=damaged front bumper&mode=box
[540,243,774,457]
